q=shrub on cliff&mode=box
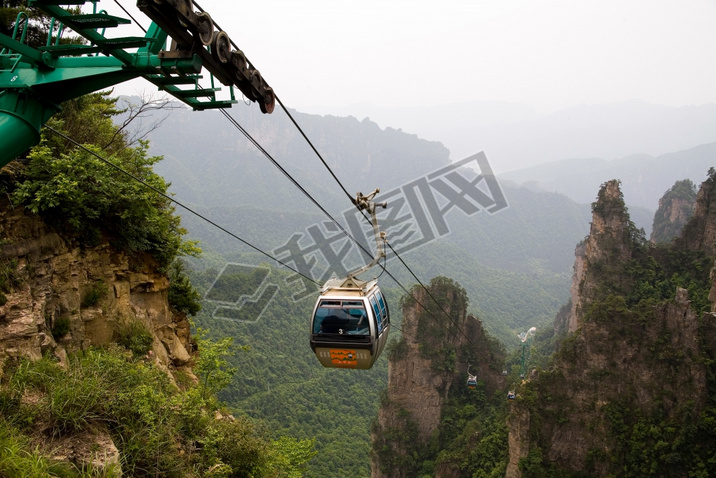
[11,92,200,269]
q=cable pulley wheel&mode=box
[260,87,275,114]
[176,0,193,28]
[249,69,263,92]
[211,31,232,63]
[231,50,248,77]
[195,12,214,46]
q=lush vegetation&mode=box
[185,260,402,477]
[1,88,202,316]
[0,338,314,477]
[591,179,712,315]
[407,276,468,372]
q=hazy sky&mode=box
[111,0,716,115]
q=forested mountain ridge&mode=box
[141,99,450,213]
[506,174,716,476]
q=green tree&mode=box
[1,0,81,49]
[194,327,244,400]
[11,92,200,268]
[169,259,202,316]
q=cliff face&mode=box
[371,278,505,478]
[0,196,193,375]
[507,176,716,477]
[650,179,697,244]
[677,172,716,256]
[565,180,636,334]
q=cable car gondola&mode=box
[310,276,390,369]
[310,189,390,369]
[467,364,477,389]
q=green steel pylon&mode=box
[0,0,275,167]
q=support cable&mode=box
[274,94,355,203]
[270,99,493,361]
[114,0,147,33]
[218,108,375,262]
[44,125,319,287]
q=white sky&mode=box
[110,0,716,115]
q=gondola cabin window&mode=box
[376,291,389,326]
[313,300,370,335]
[369,295,382,333]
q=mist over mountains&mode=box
[126,95,716,338]
[333,100,716,174]
[501,141,716,211]
[117,96,716,476]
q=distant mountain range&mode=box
[333,100,716,173]
[122,96,714,337]
[500,141,716,211]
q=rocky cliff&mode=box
[0,191,196,473]
[562,179,638,335]
[677,170,716,256]
[650,179,697,244]
[371,277,506,478]
[506,175,716,477]
[0,195,193,376]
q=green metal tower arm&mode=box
[0,0,275,168]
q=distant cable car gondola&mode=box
[467,364,477,389]
[310,189,390,369]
